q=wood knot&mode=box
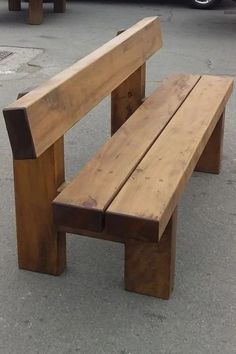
[82,197,97,208]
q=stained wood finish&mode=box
[195,111,225,174]
[29,0,43,25]
[111,64,146,135]
[106,76,233,242]
[14,138,66,274]
[8,0,21,11]
[53,75,200,234]
[111,27,146,135]
[59,227,123,244]
[125,209,177,299]
[54,0,66,12]
[3,17,162,159]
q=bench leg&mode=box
[54,0,66,13]
[125,209,177,299]
[13,138,66,275]
[195,111,225,174]
[29,0,43,25]
[8,0,21,11]
[111,63,146,135]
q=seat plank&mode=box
[105,75,233,242]
[53,74,200,233]
[4,17,162,159]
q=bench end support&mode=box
[195,111,225,174]
[124,208,177,299]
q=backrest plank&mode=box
[4,17,162,159]
[53,75,200,233]
[105,75,233,241]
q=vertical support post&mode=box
[111,64,146,135]
[8,0,21,11]
[111,30,146,136]
[12,91,66,275]
[195,111,225,174]
[54,0,66,13]
[13,139,66,275]
[125,208,177,299]
[29,0,43,25]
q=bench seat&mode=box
[53,74,233,243]
[53,74,201,235]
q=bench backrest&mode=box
[3,17,162,159]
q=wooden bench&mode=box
[8,0,66,24]
[3,17,233,299]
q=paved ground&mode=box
[0,1,236,353]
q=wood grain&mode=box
[4,17,162,159]
[111,62,146,135]
[53,75,200,234]
[195,111,225,174]
[125,209,177,299]
[106,75,233,242]
[13,138,66,275]
[29,0,43,25]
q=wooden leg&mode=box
[111,63,146,135]
[125,209,177,299]
[54,0,66,13]
[13,138,66,275]
[29,0,43,25]
[8,0,21,11]
[195,111,225,174]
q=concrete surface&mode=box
[0,1,236,353]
